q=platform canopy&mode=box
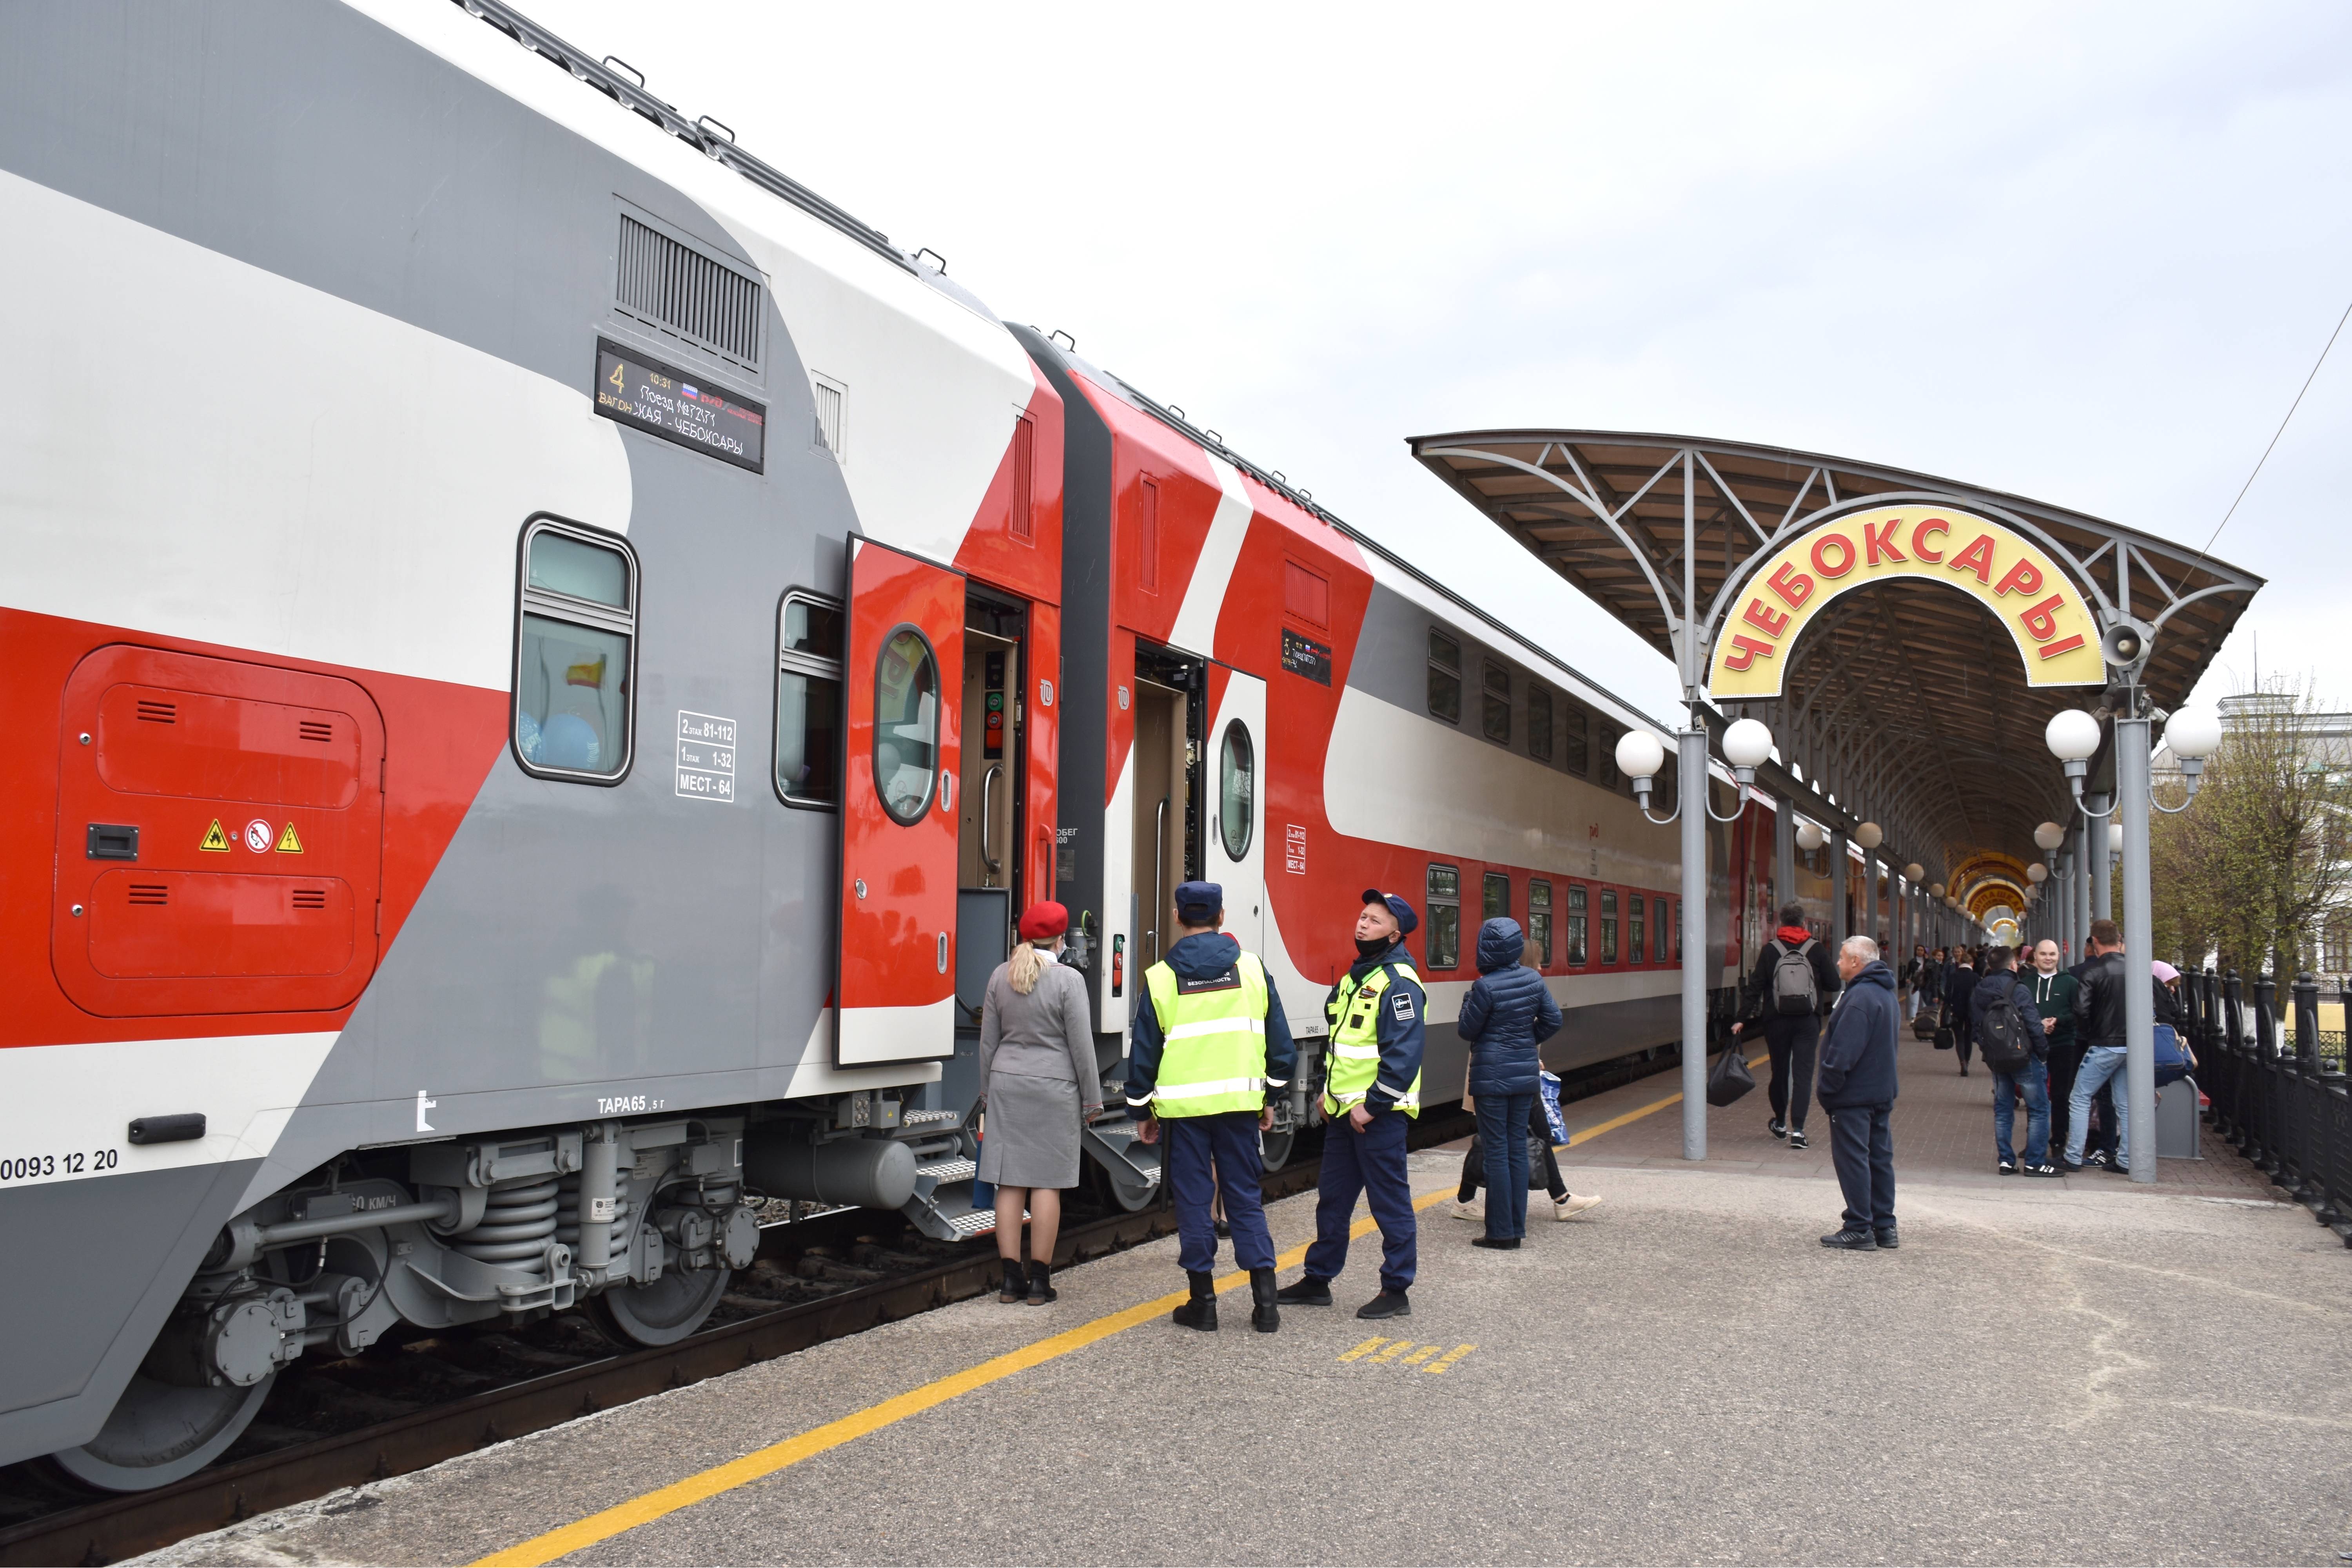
[1410,430,2264,880]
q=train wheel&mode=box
[586,1266,729,1348]
[44,1371,274,1492]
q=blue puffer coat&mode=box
[1457,917,1562,1097]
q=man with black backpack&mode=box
[1970,946,2057,1175]
[1730,903,1841,1150]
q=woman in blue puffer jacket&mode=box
[1457,917,1563,1248]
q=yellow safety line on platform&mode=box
[474,1183,1456,1566]
[477,1066,1751,1566]
[1423,1342,1478,1374]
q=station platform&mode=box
[143,1033,2348,1567]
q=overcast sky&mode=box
[536,0,2351,725]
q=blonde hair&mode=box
[1007,939,1050,995]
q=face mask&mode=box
[1356,935,1394,960]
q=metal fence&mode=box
[2191,970,2352,1244]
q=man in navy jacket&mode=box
[1817,936,1900,1250]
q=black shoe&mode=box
[2062,1160,2086,1173]
[1356,1290,1412,1320]
[1249,1268,1279,1334]
[1768,1117,1787,1140]
[1960,1064,1970,1077]
[2109,1162,2132,1176]
[1171,1269,1217,1331]
[1998,1160,2018,1175]
[1274,1276,1334,1306]
[1213,1219,1230,1239]
[2085,1148,2111,1168]
[1787,1129,1808,1151]
[1874,1227,1899,1249]
[1025,1262,1056,1305]
[1471,1236,1520,1250]
[2022,1163,2061,1178]
[998,1258,1027,1303]
[1819,1228,1877,1250]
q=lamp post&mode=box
[1855,821,1883,954]
[2047,703,2221,1181]
[1617,714,1773,1160]
[2033,820,2065,955]
[1905,863,1924,959]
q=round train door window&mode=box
[873,626,939,825]
[1219,720,1254,860]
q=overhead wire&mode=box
[2192,293,2352,567]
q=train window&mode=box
[1653,896,1670,963]
[1528,685,1553,763]
[1219,719,1255,861]
[515,518,636,783]
[1529,879,1553,965]
[1425,865,1461,970]
[873,626,940,825]
[1567,885,1588,966]
[1483,871,1510,920]
[776,591,845,808]
[1562,705,1590,776]
[1599,722,1623,791]
[1673,898,1684,962]
[1600,888,1619,965]
[1482,661,1511,745]
[1427,631,1460,724]
[1629,897,1646,967]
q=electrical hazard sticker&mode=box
[1389,990,1416,1022]
[243,819,274,853]
[199,819,231,853]
[274,821,304,854]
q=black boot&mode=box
[998,1256,1027,1303]
[1025,1261,1056,1305]
[1171,1269,1218,1331]
[1250,1268,1279,1334]
[1274,1276,1334,1306]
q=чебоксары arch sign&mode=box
[1707,506,2104,699]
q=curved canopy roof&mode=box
[1410,430,2264,880]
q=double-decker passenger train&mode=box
[0,0,1797,1491]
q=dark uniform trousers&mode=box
[1166,1111,1274,1274]
[1828,1103,1896,1232]
[1304,1109,1416,1292]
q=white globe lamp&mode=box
[1854,821,1884,850]
[2045,709,2102,798]
[2025,862,2048,885]
[2033,820,2066,852]
[1904,863,1924,883]
[1722,718,1773,785]
[1795,821,1826,852]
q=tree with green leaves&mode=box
[2149,677,2351,979]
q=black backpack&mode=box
[1976,985,2038,1072]
[1769,939,1820,1018]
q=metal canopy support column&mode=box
[1864,853,1879,950]
[2090,796,2113,925]
[2117,716,2157,1182]
[1679,724,1708,1162]
[1829,828,1849,951]
[1775,794,1796,919]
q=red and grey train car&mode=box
[0,0,1779,1491]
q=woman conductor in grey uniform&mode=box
[977,901,1100,1305]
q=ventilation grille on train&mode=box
[128,884,169,906]
[291,888,328,910]
[299,720,334,743]
[615,215,762,371]
[136,700,176,724]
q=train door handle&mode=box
[937,932,949,974]
[981,764,1004,874]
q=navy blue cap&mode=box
[1361,888,1419,936]
[1173,881,1224,923]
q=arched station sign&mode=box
[1708,506,2105,698]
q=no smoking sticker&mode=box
[244,819,273,853]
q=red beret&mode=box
[1018,901,1069,943]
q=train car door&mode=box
[952,591,1027,1053]
[1127,646,1201,988]
[837,538,964,1067]
[1205,666,1266,952]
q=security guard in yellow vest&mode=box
[1129,881,1298,1332]
[1276,889,1426,1320]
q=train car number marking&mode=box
[596,1094,663,1115]
[2,1147,120,1184]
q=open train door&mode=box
[837,537,965,1066]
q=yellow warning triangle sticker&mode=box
[275,820,304,854]
[199,818,231,852]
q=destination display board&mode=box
[594,339,766,473]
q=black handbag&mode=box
[1705,1044,1757,1107]
[1933,1026,1955,1051]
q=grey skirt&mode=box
[978,1070,1083,1189]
